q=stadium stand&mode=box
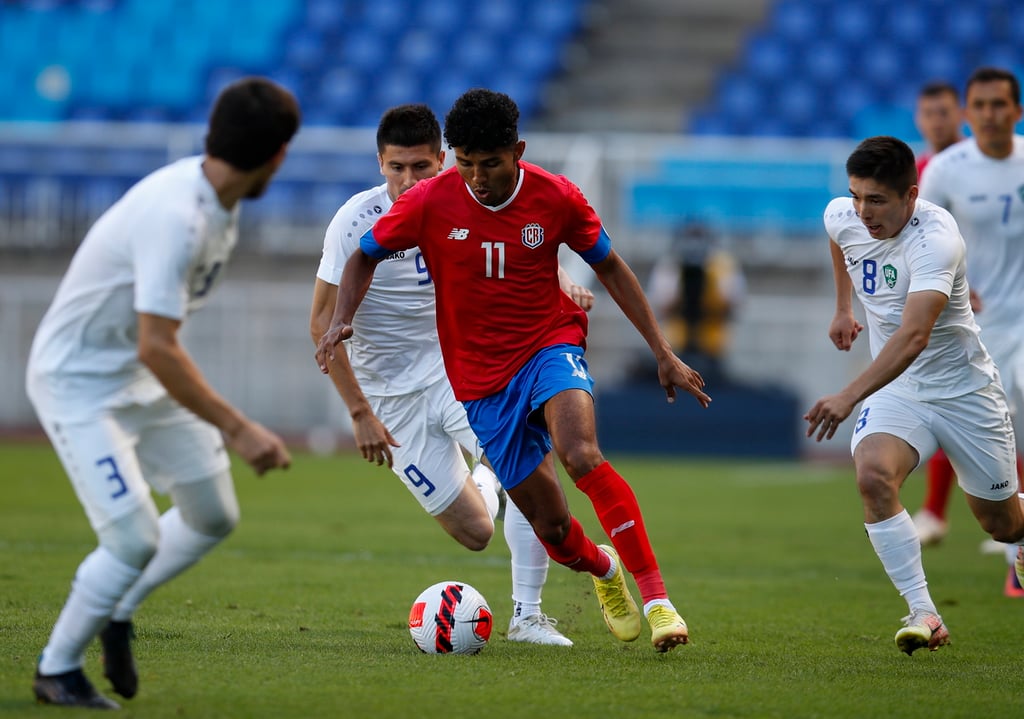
[0,0,587,127]
[692,0,1024,140]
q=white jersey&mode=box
[26,156,238,419]
[824,196,996,401]
[919,135,1024,332]
[317,183,445,396]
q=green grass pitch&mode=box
[2,440,1022,718]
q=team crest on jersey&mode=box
[521,223,544,249]
[883,264,897,288]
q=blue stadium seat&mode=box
[530,1,584,39]
[397,30,445,71]
[802,42,849,85]
[887,3,931,39]
[511,35,564,80]
[305,0,349,35]
[769,0,821,42]
[742,35,796,83]
[828,3,873,45]
[943,4,988,48]
[316,67,364,125]
[284,28,327,72]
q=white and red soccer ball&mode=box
[408,581,492,655]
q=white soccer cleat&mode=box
[911,509,948,547]
[507,614,573,646]
[895,610,950,655]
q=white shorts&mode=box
[369,378,481,516]
[851,382,1018,501]
[33,396,229,531]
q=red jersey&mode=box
[361,160,611,400]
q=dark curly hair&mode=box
[443,89,519,153]
[377,104,441,154]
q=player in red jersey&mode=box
[316,89,711,652]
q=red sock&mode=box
[577,461,666,604]
[537,516,611,576]
[923,450,955,520]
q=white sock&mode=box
[642,598,675,616]
[503,499,547,626]
[471,463,501,522]
[38,547,141,675]
[865,510,936,614]
[111,508,223,622]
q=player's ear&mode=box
[907,184,919,203]
[513,140,526,161]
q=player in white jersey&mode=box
[26,78,299,708]
[917,67,1024,593]
[309,104,590,646]
[805,136,1024,655]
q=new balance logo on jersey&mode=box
[447,228,469,240]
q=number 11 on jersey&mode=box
[481,241,505,279]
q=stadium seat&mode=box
[769,0,821,42]
[742,35,796,83]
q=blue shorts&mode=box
[464,344,594,490]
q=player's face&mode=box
[915,93,961,152]
[849,176,918,240]
[378,144,444,201]
[453,140,526,206]
[965,79,1023,158]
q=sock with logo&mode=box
[576,461,666,603]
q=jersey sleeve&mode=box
[360,183,425,259]
[317,203,361,285]
[133,202,193,320]
[906,217,960,297]
[562,178,610,264]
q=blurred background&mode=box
[2,0,1023,459]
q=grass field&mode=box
[2,439,1022,718]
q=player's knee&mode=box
[451,518,493,552]
[99,509,160,569]
[558,443,603,480]
[978,513,1021,543]
[185,501,239,538]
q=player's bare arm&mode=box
[310,277,399,467]
[315,249,380,372]
[827,239,864,351]
[137,313,290,474]
[558,265,594,311]
[591,249,711,408]
[805,289,947,441]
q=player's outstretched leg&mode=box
[894,611,950,655]
[99,620,138,698]
[33,668,120,710]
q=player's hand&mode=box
[970,288,983,314]
[226,420,291,476]
[315,324,354,373]
[829,313,863,351]
[567,284,595,312]
[659,356,711,408]
[351,410,401,468]
[804,393,855,442]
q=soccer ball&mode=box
[408,581,493,655]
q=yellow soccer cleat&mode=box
[592,545,641,642]
[646,604,689,652]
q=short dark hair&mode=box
[376,104,441,154]
[205,77,301,171]
[846,136,918,195]
[918,80,959,103]
[966,66,1021,106]
[443,89,519,153]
